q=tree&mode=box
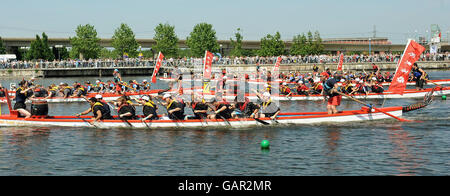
[25,35,42,60]
[41,32,54,61]
[111,23,139,58]
[70,24,101,59]
[186,23,219,57]
[230,28,244,57]
[153,23,179,58]
[0,37,6,54]
[258,32,285,56]
[290,34,307,56]
[24,33,54,61]
[311,31,324,55]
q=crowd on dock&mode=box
[1,52,449,69]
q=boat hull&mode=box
[0,107,403,129]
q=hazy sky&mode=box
[0,0,449,43]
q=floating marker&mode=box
[261,140,270,149]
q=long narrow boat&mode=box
[0,106,406,129]
[159,77,450,86]
[1,86,449,103]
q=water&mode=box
[0,71,449,176]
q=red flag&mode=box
[388,40,425,95]
[151,52,164,83]
[203,50,214,79]
[337,53,344,71]
[272,57,282,72]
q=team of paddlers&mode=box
[1,63,431,123]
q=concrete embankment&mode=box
[0,61,448,78]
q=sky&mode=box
[0,0,449,44]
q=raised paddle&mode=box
[336,92,413,122]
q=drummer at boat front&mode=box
[113,69,122,83]
[321,72,341,115]
[14,81,32,118]
[76,97,113,123]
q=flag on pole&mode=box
[272,57,282,72]
[202,51,214,94]
[337,53,344,71]
[387,39,425,95]
[151,52,164,83]
[203,50,214,80]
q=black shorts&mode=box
[416,79,424,89]
[14,102,27,110]
[216,112,232,119]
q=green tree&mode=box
[290,34,307,56]
[229,28,244,57]
[0,37,6,54]
[186,23,219,57]
[153,23,179,58]
[25,34,53,60]
[41,32,54,60]
[258,32,285,56]
[70,24,101,59]
[311,31,324,55]
[111,23,139,58]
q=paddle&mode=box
[77,116,99,128]
[336,92,413,122]
[253,117,270,125]
[425,79,442,90]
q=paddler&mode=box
[233,96,260,118]
[60,83,73,99]
[208,97,233,120]
[280,82,292,96]
[411,63,427,90]
[320,72,342,114]
[296,80,309,95]
[77,97,113,122]
[71,82,87,98]
[45,84,59,99]
[161,93,185,120]
[257,92,280,120]
[31,85,48,98]
[133,95,159,121]
[14,81,32,118]
[189,95,209,120]
[116,97,136,120]
[370,77,384,93]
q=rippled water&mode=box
[0,71,449,176]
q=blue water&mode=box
[0,71,449,176]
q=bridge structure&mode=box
[2,37,448,56]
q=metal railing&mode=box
[1,53,449,69]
